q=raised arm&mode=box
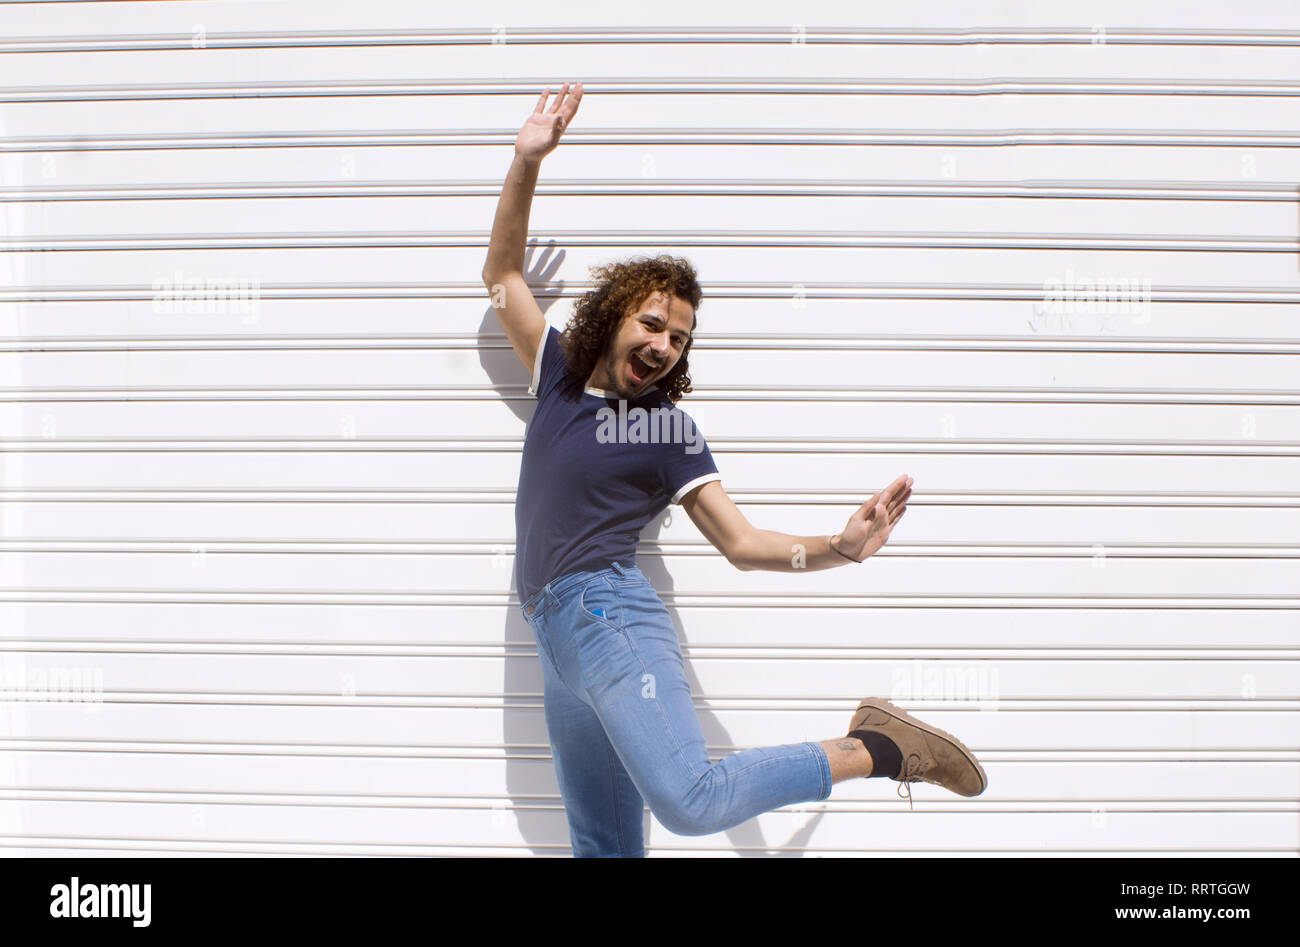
[481,82,584,373]
[681,475,913,571]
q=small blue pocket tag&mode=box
[591,607,606,618]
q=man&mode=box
[482,82,987,857]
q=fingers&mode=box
[860,474,912,519]
[548,82,572,113]
[890,482,911,515]
[535,83,568,113]
[540,82,583,114]
[563,81,584,120]
[888,477,910,510]
[876,501,901,537]
[870,493,909,527]
[533,83,582,138]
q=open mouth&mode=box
[627,351,659,384]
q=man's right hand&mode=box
[515,82,584,162]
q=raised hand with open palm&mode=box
[830,474,913,562]
[516,81,584,162]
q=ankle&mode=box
[820,736,875,782]
[850,729,903,779]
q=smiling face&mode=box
[586,290,696,399]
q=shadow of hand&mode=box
[522,239,567,316]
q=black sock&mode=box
[849,730,902,779]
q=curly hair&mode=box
[558,254,702,403]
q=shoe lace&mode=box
[895,753,928,811]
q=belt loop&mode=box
[611,561,625,577]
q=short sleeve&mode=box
[528,325,562,399]
[659,407,722,505]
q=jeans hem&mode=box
[809,741,833,801]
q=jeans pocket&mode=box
[579,576,623,630]
[573,578,637,691]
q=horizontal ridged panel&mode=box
[7,450,1297,493]
[3,0,1297,857]
[8,147,1300,185]
[6,298,1299,340]
[5,399,1299,441]
[4,497,1300,545]
[2,652,1295,699]
[14,192,1298,237]
[5,704,1300,748]
[4,550,1300,597]
[1,801,1293,852]
[5,752,1297,801]
[4,602,1298,648]
[8,344,1300,389]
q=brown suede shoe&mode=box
[848,697,987,807]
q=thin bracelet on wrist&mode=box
[829,538,859,563]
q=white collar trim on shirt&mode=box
[584,384,659,399]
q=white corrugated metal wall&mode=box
[1,0,1297,856]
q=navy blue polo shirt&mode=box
[514,324,722,604]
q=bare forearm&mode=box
[481,153,542,281]
[733,529,858,572]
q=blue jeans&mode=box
[520,560,833,857]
